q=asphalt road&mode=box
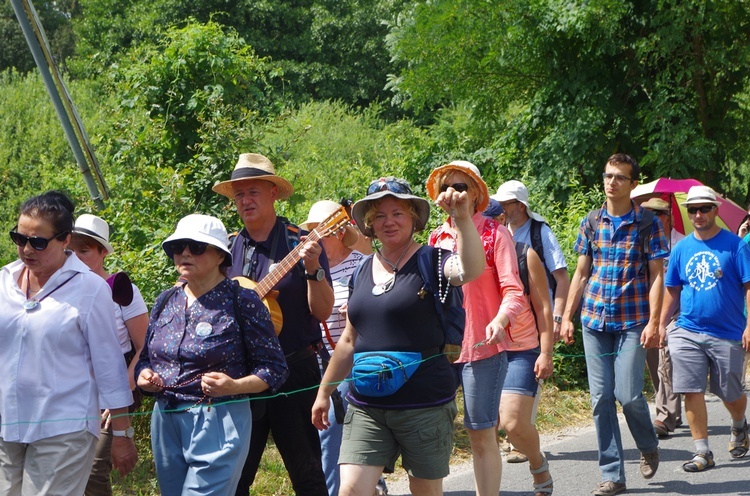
[385,394,750,495]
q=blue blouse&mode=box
[135,278,288,404]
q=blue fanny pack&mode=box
[351,351,422,397]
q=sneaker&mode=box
[729,420,749,458]
[653,420,669,438]
[683,451,714,472]
[375,477,388,496]
[639,449,659,479]
[591,480,626,496]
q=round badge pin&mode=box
[23,299,39,311]
[195,322,213,336]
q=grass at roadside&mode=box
[112,383,592,495]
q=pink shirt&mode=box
[430,214,538,363]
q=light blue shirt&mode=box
[512,218,568,303]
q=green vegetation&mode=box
[3,0,750,492]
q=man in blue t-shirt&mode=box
[661,185,750,473]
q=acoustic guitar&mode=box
[234,206,351,335]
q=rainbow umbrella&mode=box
[631,178,746,235]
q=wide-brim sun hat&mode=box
[300,200,358,248]
[640,197,670,212]
[351,177,431,238]
[425,160,490,213]
[73,214,115,254]
[162,214,233,267]
[491,180,546,223]
[680,185,722,207]
[212,153,294,200]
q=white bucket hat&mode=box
[680,185,722,207]
[162,214,232,266]
[73,214,115,254]
[491,180,546,223]
[300,200,358,248]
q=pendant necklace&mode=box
[24,268,78,311]
[372,239,413,296]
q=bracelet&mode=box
[553,315,562,324]
[540,351,554,356]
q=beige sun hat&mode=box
[73,214,115,254]
[212,153,294,200]
[491,180,546,223]
[300,200,358,248]
[351,177,430,238]
[680,185,721,207]
[640,197,670,212]
[425,160,490,213]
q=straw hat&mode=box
[640,197,670,212]
[425,160,490,213]
[162,214,232,266]
[73,214,115,255]
[491,180,546,223]
[212,153,294,200]
[351,177,430,238]
[300,200,358,248]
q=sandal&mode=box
[530,453,553,495]
[507,448,529,463]
[682,451,715,472]
[729,420,749,458]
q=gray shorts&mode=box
[339,401,457,480]
[668,326,745,402]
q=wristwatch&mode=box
[553,315,563,324]
[112,426,135,438]
[305,267,325,281]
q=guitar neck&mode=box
[254,230,323,298]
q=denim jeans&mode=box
[582,325,658,484]
[319,381,349,496]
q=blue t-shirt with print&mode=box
[666,229,750,340]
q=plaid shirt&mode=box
[574,202,668,332]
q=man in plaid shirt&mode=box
[561,153,669,496]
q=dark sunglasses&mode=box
[440,182,469,193]
[366,178,413,196]
[687,205,715,215]
[9,229,69,251]
[164,240,209,257]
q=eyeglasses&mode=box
[687,205,715,215]
[366,178,413,196]
[602,173,633,184]
[9,229,69,251]
[164,240,209,257]
[440,183,469,193]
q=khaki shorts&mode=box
[339,401,457,480]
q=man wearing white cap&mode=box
[214,153,334,495]
[660,185,750,472]
[493,180,569,343]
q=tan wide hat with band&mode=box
[640,197,670,212]
[212,153,294,200]
[425,160,490,213]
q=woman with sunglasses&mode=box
[135,214,288,495]
[312,177,484,496]
[0,191,137,494]
[427,162,554,496]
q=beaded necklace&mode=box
[146,375,213,411]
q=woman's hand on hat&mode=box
[435,187,471,220]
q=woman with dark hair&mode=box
[135,214,288,495]
[0,191,137,495]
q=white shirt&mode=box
[322,250,364,354]
[0,254,132,443]
[115,284,148,352]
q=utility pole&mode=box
[10,0,108,209]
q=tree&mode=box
[387,0,750,202]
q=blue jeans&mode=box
[582,325,658,484]
[458,352,507,430]
[152,399,252,496]
[319,381,349,496]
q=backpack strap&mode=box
[151,284,183,322]
[584,208,602,254]
[514,241,530,296]
[529,219,557,294]
[416,246,443,323]
[278,216,305,277]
